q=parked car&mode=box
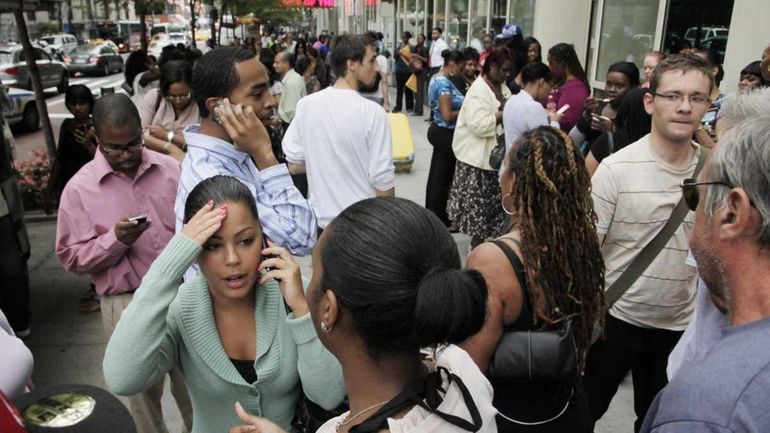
[2,84,39,132]
[38,33,79,55]
[167,32,190,47]
[684,26,728,46]
[0,44,69,94]
[64,41,124,76]
[698,35,727,62]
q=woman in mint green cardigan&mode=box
[103,175,345,433]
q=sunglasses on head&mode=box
[680,178,734,212]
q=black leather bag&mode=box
[488,132,506,170]
[291,394,348,433]
[485,240,579,384]
[487,316,579,384]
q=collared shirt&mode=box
[278,69,307,124]
[56,148,180,296]
[176,125,316,263]
[429,38,448,69]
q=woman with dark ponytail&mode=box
[462,126,605,432]
[230,197,499,433]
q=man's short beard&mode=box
[693,241,730,312]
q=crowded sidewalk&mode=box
[18,104,633,432]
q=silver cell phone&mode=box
[128,213,148,224]
[556,104,570,115]
[214,99,247,124]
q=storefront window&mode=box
[446,0,468,48]
[469,0,489,51]
[508,0,535,36]
[595,0,658,82]
[433,0,447,33]
[404,0,422,43]
[664,0,733,63]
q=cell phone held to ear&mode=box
[213,99,248,124]
[261,236,277,273]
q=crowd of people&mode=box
[1,23,770,433]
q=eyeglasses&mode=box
[99,138,144,155]
[652,92,711,107]
[165,92,191,102]
[680,178,733,211]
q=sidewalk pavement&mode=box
[18,101,634,432]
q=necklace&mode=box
[334,399,390,432]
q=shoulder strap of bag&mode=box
[604,146,710,308]
[350,367,481,433]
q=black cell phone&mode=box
[261,236,276,272]
[128,213,148,224]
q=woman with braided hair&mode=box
[461,126,605,432]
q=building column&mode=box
[532,0,591,65]
[722,0,770,92]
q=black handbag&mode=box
[282,300,349,433]
[487,315,578,384]
[291,394,348,433]
[485,240,579,384]
[488,132,506,170]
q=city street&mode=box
[10,69,127,162]
[17,95,635,432]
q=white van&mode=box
[39,33,78,55]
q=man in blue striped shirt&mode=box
[174,47,316,273]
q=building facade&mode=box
[315,0,769,94]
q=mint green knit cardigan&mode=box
[103,233,345,433]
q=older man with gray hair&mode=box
[667,87,770,379]
[641,110,770,432]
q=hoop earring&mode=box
[320,321,333,333]
[501,193,515,215]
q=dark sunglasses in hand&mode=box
[680,178,734,212]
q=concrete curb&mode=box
[24,210,57,223]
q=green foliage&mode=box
[228,0,303,25]
[37,21,60,34]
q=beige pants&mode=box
[102,292,193,433]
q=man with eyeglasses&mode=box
[640,112,770,433]
[583,53,714,432]
[55,93,193,433]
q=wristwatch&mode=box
[164,130,174,152]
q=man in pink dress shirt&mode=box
[55,94,192,433]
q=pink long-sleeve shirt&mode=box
[55,148,180,296]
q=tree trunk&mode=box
[12,11,58,163]
[66,0,73,32]
[140,4,148,50]
[189,0,196,47]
